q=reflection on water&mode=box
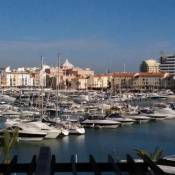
[75,135,85,145]
[13,134,86,162]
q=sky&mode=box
[0,0,175,72]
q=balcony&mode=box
[0,146,174,175]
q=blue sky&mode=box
[0,0,175,72]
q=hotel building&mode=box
[140,59,160,73]
[132,72,167,91]
[159,55,175,75]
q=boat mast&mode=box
[56,53,60,118]
[41,56,44,118]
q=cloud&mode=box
[0,38,174,72]
[0,38,120,71]
[0,38,118,51]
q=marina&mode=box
[0,88,175,163]
[1,1,175,174]
[3,119,175,163]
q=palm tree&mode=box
[0,128,18,163]
[135,147,164,162]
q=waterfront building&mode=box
[111,72,135,92]
[161,74,175,90]
[0,67,34,87]
[71,71,174,91]
[61,59,74,69]
[0,66,48,88]
[46,59,94,89]
[133,72,167,91]
[140,59,160,73]
[32,69,47,87]
[1,58,175,91]
[159,55,175,75]
[71,77,88,90]
[21,64,49,88]
[88,74,112,90]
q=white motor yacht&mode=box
[29,121,62,139]
[2,110,21,118]
[69,126,85,134]
[81,119,121,128]
[106,113,135,126]
[5,119,61,139]
[60,128,69,136]
[147,112,167,120]
[64,120,85,134]
[0,123,47,141]
[155,107,175,119]
[127,115,151,123]
[0,94,16,103]
[5,118,31,127]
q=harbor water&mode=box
[9,119,175,162]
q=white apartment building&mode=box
[160,55,175,75]
[88,74,112,89]
[0,67,34,87]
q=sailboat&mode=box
[42,55,69,136]
[39,56,63,138]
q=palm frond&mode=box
[2,130,10,159]
[151,147,164,161]
[135,149,150,158]
[9,128,18,151]
[135,147,164,162]
[2,128,19,162]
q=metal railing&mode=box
[0,146,174,175]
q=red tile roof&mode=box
[113,72,136,77]
[135,72,166,77]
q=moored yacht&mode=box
[147,112,167,120]
[0,123,47,141]
[2,110,21,118]
[68,126,85,134]
[106,113,135,126]
[5,119,62,139]
[29,121,62,139]
[81,119,121,128]
[63,120,85,135]
[60,128,69,136]
[155,106,175,119]
[127,115,151,123]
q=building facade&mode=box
[140,59,160,73]
[46,59,94,89]
[111,72,135,91]
[87,74,112,90]
[160,55,175,75]
[0,66,48,88]
[132,72,167,91]
[0,67,34,87]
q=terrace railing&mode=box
[0,146,174,175]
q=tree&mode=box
[0,128,18,163]
[135,147,164,162]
